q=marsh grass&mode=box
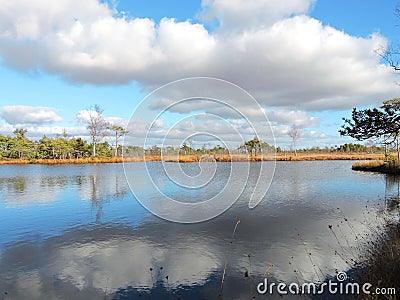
[0,153,386,164]
[277,201,399,299]
[324,200,400,299]
[0,157,142,165]
[352,161,400,175]
[351,221,400,299]
[135,205,398,299]
[276,153,384,161]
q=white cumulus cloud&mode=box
[0,0,397,113]
[0,105,63,125]
[199,0,316,31]
[76,109,127,127]
[267,109,319,128]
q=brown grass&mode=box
[353,222,400,299]
[352,160,386,169]
[0,152,387,165]
[157,153,385,162]
[352,160,400,175]
[275,153,385,161]
[0,157,142,165]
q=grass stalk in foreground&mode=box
[220,218,241,299]
[352,221,400,299]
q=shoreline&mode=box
[352,160,400,175]
[0,153,385,165]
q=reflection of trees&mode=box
[0,176,68,195]
[0,176,65,205]
[0,177,27,193]
[385,175,400,211]
[76,167,129,222]
[0,166,129,209]
[91,173,102,222]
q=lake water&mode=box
[0,161,396,299]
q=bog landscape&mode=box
[0,1,400,300]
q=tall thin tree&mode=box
[108,125,129,157]
[85,105,108,157]
[288,126,302,156]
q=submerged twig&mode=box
[220,218,241,298]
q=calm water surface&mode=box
[0,161,395,299]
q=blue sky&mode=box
[0,0,399,149]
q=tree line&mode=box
[0,129,113,160]
[1,101,394,160]
[0,129,383,161]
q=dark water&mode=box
[0,161,395,299]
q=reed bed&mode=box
[352,160,400,175]
[0,153,386,165]
[352,222,400,299]
[276,153,384,161]
[0,157,142,165]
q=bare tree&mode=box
[108,125,129,157]
[376,46,400,71]
[187,138,194,153]
[62,128,69,139]
[375,6,400,71]
[288,126,302,156]
[85,105,108,157]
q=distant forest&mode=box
[0,129,386,160]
